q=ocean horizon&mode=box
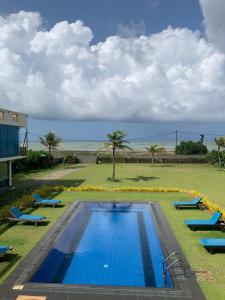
[28,140,217,152]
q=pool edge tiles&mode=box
[0,201,206,300]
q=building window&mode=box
[0,111,4,120]
[13,113,18,122]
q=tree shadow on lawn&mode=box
[0,223,16,235]
[125,176,159,182]
[0,179,86,205]
[148,164,175,168]
[15,179,86,189]
[160,164,175,168]
[107,178,121,182]
[0,253,21,279]
[63,164,88,169]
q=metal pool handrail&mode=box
[163,252,184,287]
[163,251,179,270]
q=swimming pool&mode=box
[1,201,206,300]
[31,202,173,288]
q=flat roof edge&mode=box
[0,156,27,162]
[0,107,28,117]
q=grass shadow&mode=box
[0,223,14,235]
[0,179,86,206]
[21,220,50,226]
[14,179,86,188]
[126,176,159,182]
[107,177,121,182]
[0,253,21,279]
[148,164,175,168]
[64,164,87,169]
[160,164,175,168]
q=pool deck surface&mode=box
[0,201,206,300]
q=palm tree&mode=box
[40,131,62,166]
[214,137,225,170]
[157,146,166,163]
[146,144,165,164]
[105,130,131,180]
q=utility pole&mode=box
[200,134,204,156]
[175,130,178,155]
[22,129,28,155]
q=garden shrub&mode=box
[207,150,225,167]
[176,141,208,155]
[12,150,60,173]
[65,155,80,164]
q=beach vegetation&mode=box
[12,150,57,172]
[214,136,225,170]
[146,144,165,164]
[207,150,225,169]
[40,131,62,166]
[176,141,208,155]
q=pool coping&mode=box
[0,200,206,300]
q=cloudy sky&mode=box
[0,0,225,140]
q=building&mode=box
[0,108,28,192]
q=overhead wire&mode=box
[25,129,224,143]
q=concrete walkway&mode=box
[34,167,77,181]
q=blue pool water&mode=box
[31,202,173,288]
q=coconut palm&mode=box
[214,137,225,170]
[146,144,165,164]
[105,130,131,180]
[40,131,62,165]
[157,146,166,163]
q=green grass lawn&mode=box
[1,163,225,300]
[62,163,225,209]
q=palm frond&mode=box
[106,130,132,152]
[39,131,62,150]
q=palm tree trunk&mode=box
[112,148,116,179]
[218,147,221,171]
[48,146,51,167]
[151,154,154,165]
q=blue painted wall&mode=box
[0,125,19,158]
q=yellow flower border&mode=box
[37,185,225,221]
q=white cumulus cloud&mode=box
[117,20,146,38]
[0,9,225,122]
[200,0,225,51]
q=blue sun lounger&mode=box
[0,246,12,257]
[173,196,203,209]
[9,207,47,226]
[32,194,61,207]
[200,238,225,254]
[184,211,222,231]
